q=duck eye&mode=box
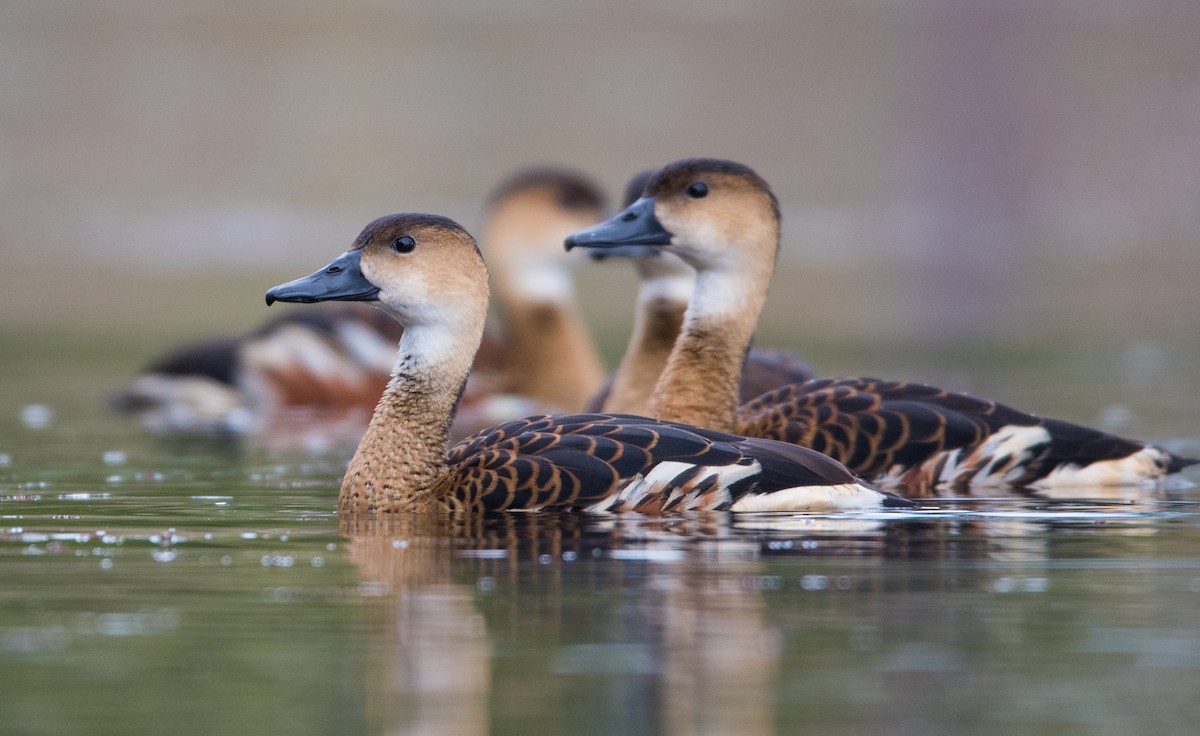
[391,235,416,253]
[686,182,708,199]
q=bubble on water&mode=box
[538,554,552,565]
[311,556,324,568]
[0,453,11,467]
[220,555,233,566]
[800,574,829,591]
[100,558,114,570]
[0,625,70,654]
[325,543,336,552]
[20,405,53,429]
[151,549,177,563]
[562,551,577,562]
[261,553,294,568]
[478,577,496,593]
[102,451,127,466]
[240,532,258,540]
[391,540,409,550]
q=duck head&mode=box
[565,158,780,274]
[481,168,608,304]
[266,213,489,334]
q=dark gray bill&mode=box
[265,250,379,306]
[586,244,662,262]
[563,198,671,251]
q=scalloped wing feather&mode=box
[737,377,1188,488]
[440,413,899,512]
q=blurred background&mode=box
[3,0,1198,350]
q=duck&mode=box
[470,168,608,414]
[109,305,404,434]
[565,158,1197,491]
[264,212,911,514]
[113,168,608,436]
[586,169,815,415]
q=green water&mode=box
[2,332,1200,735]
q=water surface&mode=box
[2,334,1199,735]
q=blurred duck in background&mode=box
[113,168,609,439]
[566,158,1197,493]
[587,169,815,415]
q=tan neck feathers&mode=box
[604,296,687,415]
[646,267,770,432]
[339,324,477,513]
[501,301,605,412]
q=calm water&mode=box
[3,334,1200,735]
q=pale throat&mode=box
[345,314,482,495]
[637,268,695,307]
[645,259,771,431]
[684,264,768,327]
[493,253,576,305]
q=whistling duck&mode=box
[588,169,814,415]
[265,213,908,513]
[110,305,404,434]
[114,168,608,435]
[565,158,1197,490]
[473,168,607,412]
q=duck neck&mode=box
[604,270,693,415]
[500,296,605,412]
[340,322,478,514]
[646,265,769,432]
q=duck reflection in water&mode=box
[338,505,1181,733]
[342,513,491,735]
[341,512,787,735]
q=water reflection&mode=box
[342,514,490,736]
[344,513,784,736]
[329,500,1200,735]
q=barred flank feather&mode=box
[739,377,1197,489]
[439,414,908,513]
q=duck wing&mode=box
[737,377,1195,489]
[442,413,905,512]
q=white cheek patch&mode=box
[639,271,694,305]
[506,255,575,303]
[398,322,470,369]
